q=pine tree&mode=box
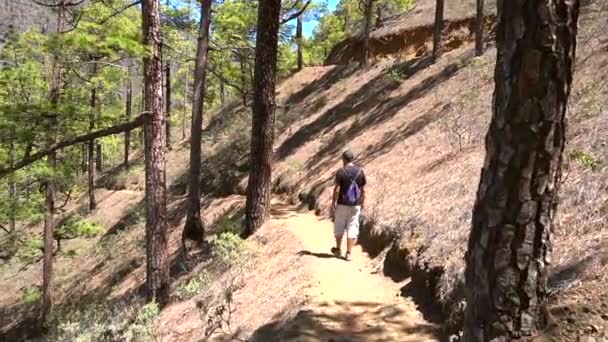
[464,1,581,340]
[242,0,282,238]
[432,0,444,62]
[183,0,213,249]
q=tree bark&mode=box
[432,0,444,62]
[42,1,64,323]
[183,0,212,249]
[463,1,581,340]
[165,59,172,150]
[475,0,484,56]
[242,0,281,238]
[219,76,226,106]
[95,143,102,172]
[296,14,303,71]
[142,0,169,306]
[88,79,97,212]
[239,55,248,106]
[361,0,374,67]
[182,66,188,139]
[8,141,17,256]
[124,66,133,168]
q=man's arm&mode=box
[331,183,339,218]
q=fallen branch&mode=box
[0,113,148,178]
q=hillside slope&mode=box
[1,1,607,341]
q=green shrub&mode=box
[56,215,105,240]
[123,301,159,342]
[213,215,241,236]
[15,237,43,264]
[176,271,211,300]
[570,149,601,171]
[209,232,252,268]
[20,286,41,304]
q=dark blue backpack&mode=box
[342,168,362,205]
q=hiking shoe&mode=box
[331,247,341,257]
[345,252,352,261]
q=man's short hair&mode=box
[342,149,355,162]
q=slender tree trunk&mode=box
[242,0,281,238]
[81,144,87,174]
[8,140,17,256]
[182,66,188,139]
[463,1,581,340]
[42,2,64,323]
[165,60,172,150]
[95,143,102,172]
[142,0,169,306]
[219,76,226,106]
[475,0,484,56]
[124,66,133,168]
[183,0,212,249]
[296,14,304,71]
[432,0,444,62]
[240,56,248,107]
[375,4,382,28]
[361,0,374,67]
[88,75,98,212]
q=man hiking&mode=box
[330,149,367,261]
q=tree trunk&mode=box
[88,78,97,212]
[165,59,172,150]
[432,0,444,62]
[182,66,188,139]
[142,0,169,306]
[296,14,303,71]
[8,141,17,256]
[375,4,382,28]
[183,0,212,249]
[463,1,581,340]
[475,0,484,56]
[42,2,64,322]
[95,143,102,172]
[81,144,87,174]
[242,0,281,238]
[361,0,374,67]
[219,76,226,106]
[124,66,133,168]
[239,56,248,107]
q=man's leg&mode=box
[344,206,361,261]
[332,205,345,256]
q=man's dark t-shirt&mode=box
[335,165,366,206]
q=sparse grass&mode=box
[209,232,254,269]
[213,215,242,236]
[20,285,41,304]
[15,236,43,265]
[113,165,144,191]
[176,270,211,300]
[570,149,601,171]
[56,215,105,240]
[49,300,159,342]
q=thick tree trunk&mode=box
[296,14,303,71]
[165,60,172,150]
[361,0,374,67]
[142,0,169,306]
[183,0,212,249]
[124,67,133,168]
[463,1,581,340]
[475,0,484,56]
[88,81,97,212]
[242,0,281,238]
[182,67,188,139]
[432,0,444,62]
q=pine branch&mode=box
[280,0,313,25]
[0,113,149,178]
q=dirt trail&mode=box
[259,201,440,341]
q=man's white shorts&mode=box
[334,205,361,239]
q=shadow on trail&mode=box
[250,300,444,342]
[298,250,341,260]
